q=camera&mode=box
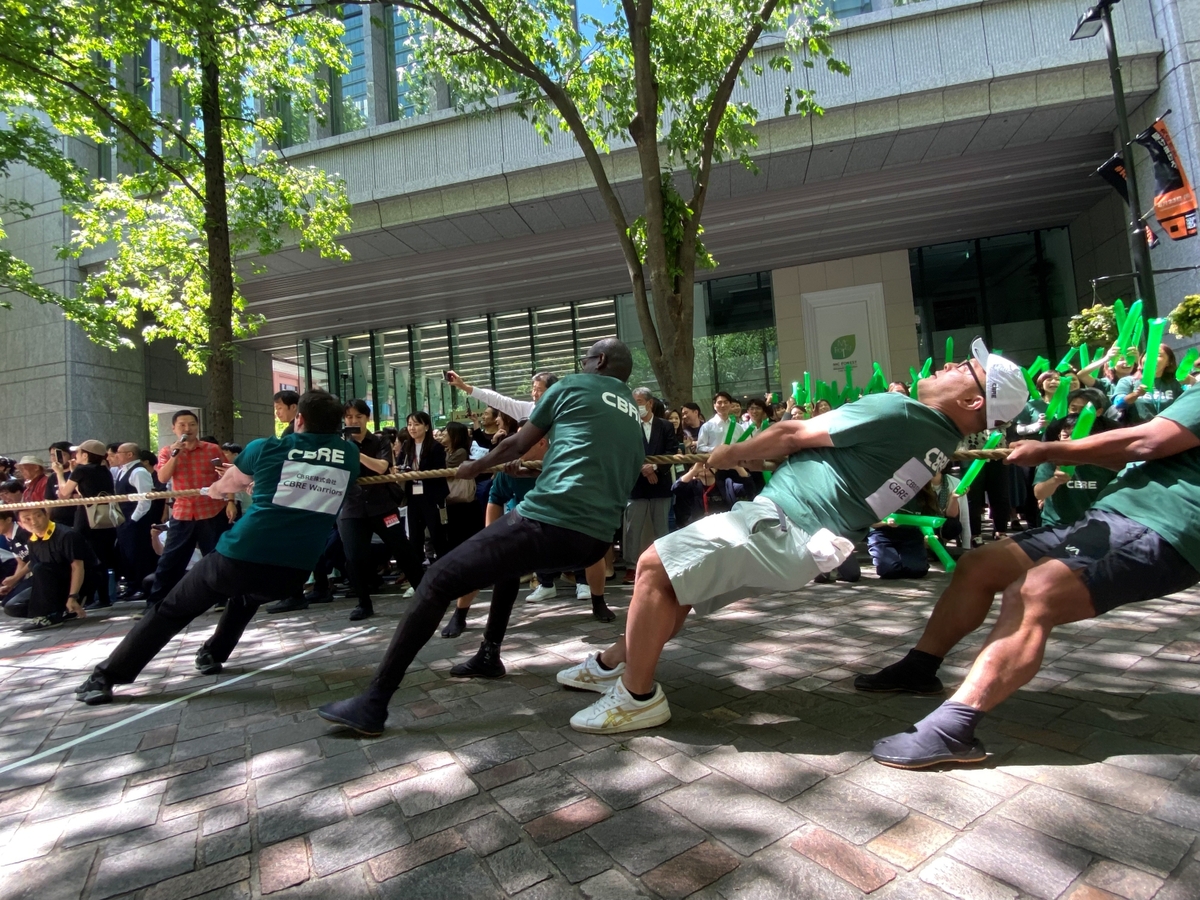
[443,370,454,383]
[342,426,361,438]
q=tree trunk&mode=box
[198,24,235,443]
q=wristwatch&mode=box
[67,593,79,600]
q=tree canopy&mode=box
[380,0,848,402]
[0,0,354,438]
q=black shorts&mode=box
[1011,508,1200,614]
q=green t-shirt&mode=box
[1094,387,1200,569]
[1034,462,1116,528]
[762,393,964,540]
[1113,375,1183,423]
[520,374,645,541]
[489,471,534,510]
[217,432,360,568]
[1015,397,1048,427]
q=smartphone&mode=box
[443,370,454,383]
[342,426,360,438]
[211,458,223,467]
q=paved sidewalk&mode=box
[1,562,1198,900]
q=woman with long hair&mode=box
[51,440,115,608]
[400,411,450,564]
[337,399,425,621]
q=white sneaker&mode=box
[557,653,626,692]
[402,587,415,599]
[526,584,557,603]
[575,584,591,601]
[570,680,671,734]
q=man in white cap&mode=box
[15,456,50,502]
[866,348,1200,768]
[560,339,1028,735]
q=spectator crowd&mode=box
[2,338,1196,638]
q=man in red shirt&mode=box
[17,456,49,502]
[146,410,237,608]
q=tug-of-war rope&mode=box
[0,449,1013,514]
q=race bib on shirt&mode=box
[864,458,933,519]
[271,461,351,513]
[384,513,400,528]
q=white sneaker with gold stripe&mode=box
[569,679,671,734]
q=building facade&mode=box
[2,0,1199,448]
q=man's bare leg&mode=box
[598,545,690,673]
[856,539,1032,693]
[915,540,1033,656]
[615,547,690,695]
[951,559,1093,709]
[872,558,1095,768]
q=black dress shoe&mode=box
[195,648,223,675]
[84,599,112,610]
[305,588,332,604]
[349,605,373,621]
[317,695,387,736]
[265,597,310,614]
[450,640,506,678]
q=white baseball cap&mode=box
[971,338,1029,427]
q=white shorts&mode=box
[653,495,853,616]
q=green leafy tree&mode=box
[0,0,353,440]
[375,0,847,403]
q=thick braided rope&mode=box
[0,448,1011,513]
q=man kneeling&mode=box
[558,340,1027,734]
[75,390,358,704]
[861,387,1200,767]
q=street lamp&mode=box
[1070,0,1158,317]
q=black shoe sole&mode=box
[80,690,113,705]
[316,707,385,737]
[449,666,505,678]
[266,604,310,614]
[854,681,945,695]
[873,743,988,770]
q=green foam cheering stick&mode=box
[1027,356,1050,378]
[1113,298,1127,333]
[1056,346,1078,372]
[1021,367,1038,400]
[945,336,954,364]
[954,431,1004,496]
[804,372,811,404]
[1175,348,1199,382]
[844,363,854,391]
[1044,375,1073,423]
[881,513,956,573]
[1141,318,1169,390]
[1060,402,1097,476]
[920,357,933,379]
[909,366,919,385]
[1117,299,1143,355]
[1078,344,1091,368]
[723,418,738,444]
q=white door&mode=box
[800,284,891,388]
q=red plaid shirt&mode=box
[157,441,226,520]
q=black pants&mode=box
[967,460,1011,539]
[147,513,230,605]
[80,527,117,605]
[95,552,308,684]
[338,514,425,607]
[367,512,609,700]
[116,516,157,591]
[406,495,449,561]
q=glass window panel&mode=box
[452,317,491,414]
[309,338,333,393]
[911,240,983,368]
[491,311,533,399]
[705,271,774,335]
[573,299,618,364]
[379,328,412,429]
[331,6,367,134]
[386,7,419,120]
[414,323,451,422]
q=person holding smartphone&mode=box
[334,399,426,621]
[399,411,449,565]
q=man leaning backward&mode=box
[76,390,360,705]
[557,339,1029,735]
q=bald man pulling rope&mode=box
[558,339,1029,736]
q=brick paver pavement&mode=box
[1,560,1198,899]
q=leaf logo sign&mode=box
[830,335,856,360]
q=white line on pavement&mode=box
[0,626,378,776]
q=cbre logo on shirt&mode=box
[287,447,346,464]
[602,392,641,421]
